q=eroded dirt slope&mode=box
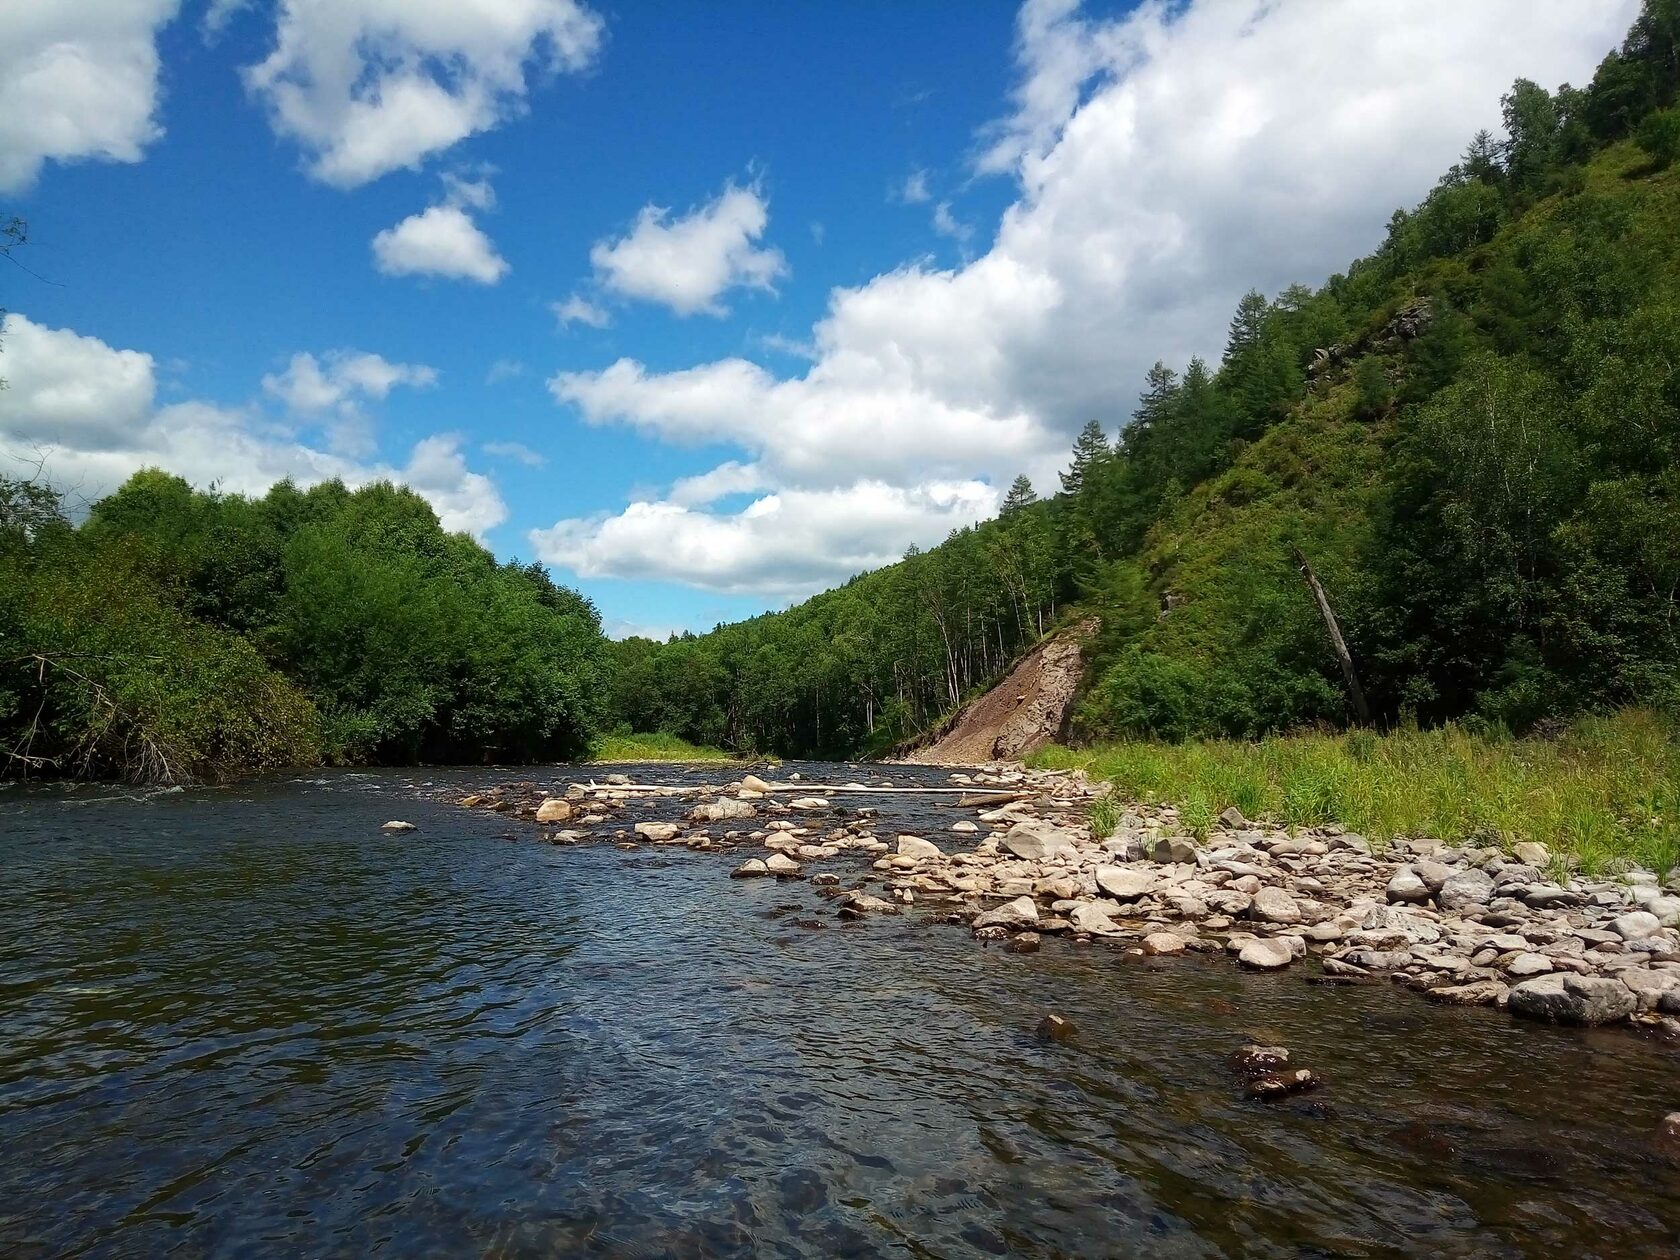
[899,618,1098,765]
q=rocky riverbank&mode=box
[448,764,1680,1040]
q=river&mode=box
[3,764,1679,1258]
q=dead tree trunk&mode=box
[1292,547,1371,725]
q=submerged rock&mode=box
[1036,1013,1076,1043]
[731,858,770,878]
[380,820,416,831]
[1246,1069,1323,1101]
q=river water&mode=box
[3,764,1679,1258]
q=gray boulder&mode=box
[1251,886,1302,924]
[896,834,943,861]
[973,896,1039,930]
[1610,910,1663,941]
[1386,867,1431,904]
[1508,973,1636,1026]
[1438,867,1495,911]
[1002,823,1081,862]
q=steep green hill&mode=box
[610,3,1680,757]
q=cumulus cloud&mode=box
[0,0,180,192]
[263,350,436,414]
[244,0,604,188]
[531,480,998,597]
[589,181,788,317]
[1,314,504,537]
[552,294,611,328]
[900,169,931,203]
[373,180,509,285]
[536,0,1633,598]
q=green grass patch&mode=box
[589,732,737,763]
[1032,708,1680,875]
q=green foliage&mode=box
[591,732,735,763]
[1637,105,1680,166]
[1033,709,1680,874]
[0,473,609,782]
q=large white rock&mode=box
[1095,865,1155,900]
[1069,901,1124,935]
[765,852,802,876]
[1611,910,1663,941]
[633,821,680,841]
[1238,938,1294,969]
[535,799,573,823]
[897,835,944,861]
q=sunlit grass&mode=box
[590,732,737,763]
[1033,709,1680,875]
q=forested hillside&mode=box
[609,1,1680,757]
[0,473,608,781]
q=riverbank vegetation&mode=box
[0,473,608,782]
[1034,710,1680,876]
[607,3,1680,764]
[590,732,736,763]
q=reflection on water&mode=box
[3,766,1679,1258]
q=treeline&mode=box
[0,472,608,781]
[611,0,1680,755]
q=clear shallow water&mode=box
[3,766,1680,1259]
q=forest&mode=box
[4,1,1679,780]
[606,0,1680,757]
[0,472,607,781]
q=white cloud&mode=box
[374,204,509,284]
[1,314,504,538]
[531,480,998,597]
[603,617,681,643]
[552,294,611,328]
[483,440,546,466]
[667,460,765,507]
[244,0,604,188]
[589,182,788,317]
[901,169,931,203]
[0,0,180,192]
[263,350,437,414]
[537,0,1634,597]
[932,201,973,245]
[486,357,526,384]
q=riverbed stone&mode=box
[1386,867,1431,904]
[1238,938,1294,970]
[1505,952,1554,978]
[1513,841,1549,868]
[381,820,416,831]
[1002,823,1080,862]
[1610,910,1663,941]
[534,799,573,823]
[1152,836,1200,864]
[634,821,680,842]
[1252,887,1302,924]
[1438,868,1495,911]
[691,798,757,823]
[765,852,802,877]
[731,858,769,878]
[1069,901,1123,936]
[896,835,943,861]
[1142,931,1187,955]
[1096,865,1155,900]
[973,896,1039,930]
[1508,973,1637,1025]
[1426,980,1507,1007]
[1523,883,1581,909]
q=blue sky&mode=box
[0,0,1636,638]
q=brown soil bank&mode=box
[898,618,1098,765]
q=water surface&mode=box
[3,765,1679,1258]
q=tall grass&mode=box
[590,732,737,763]
[1032,709,1680,875]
